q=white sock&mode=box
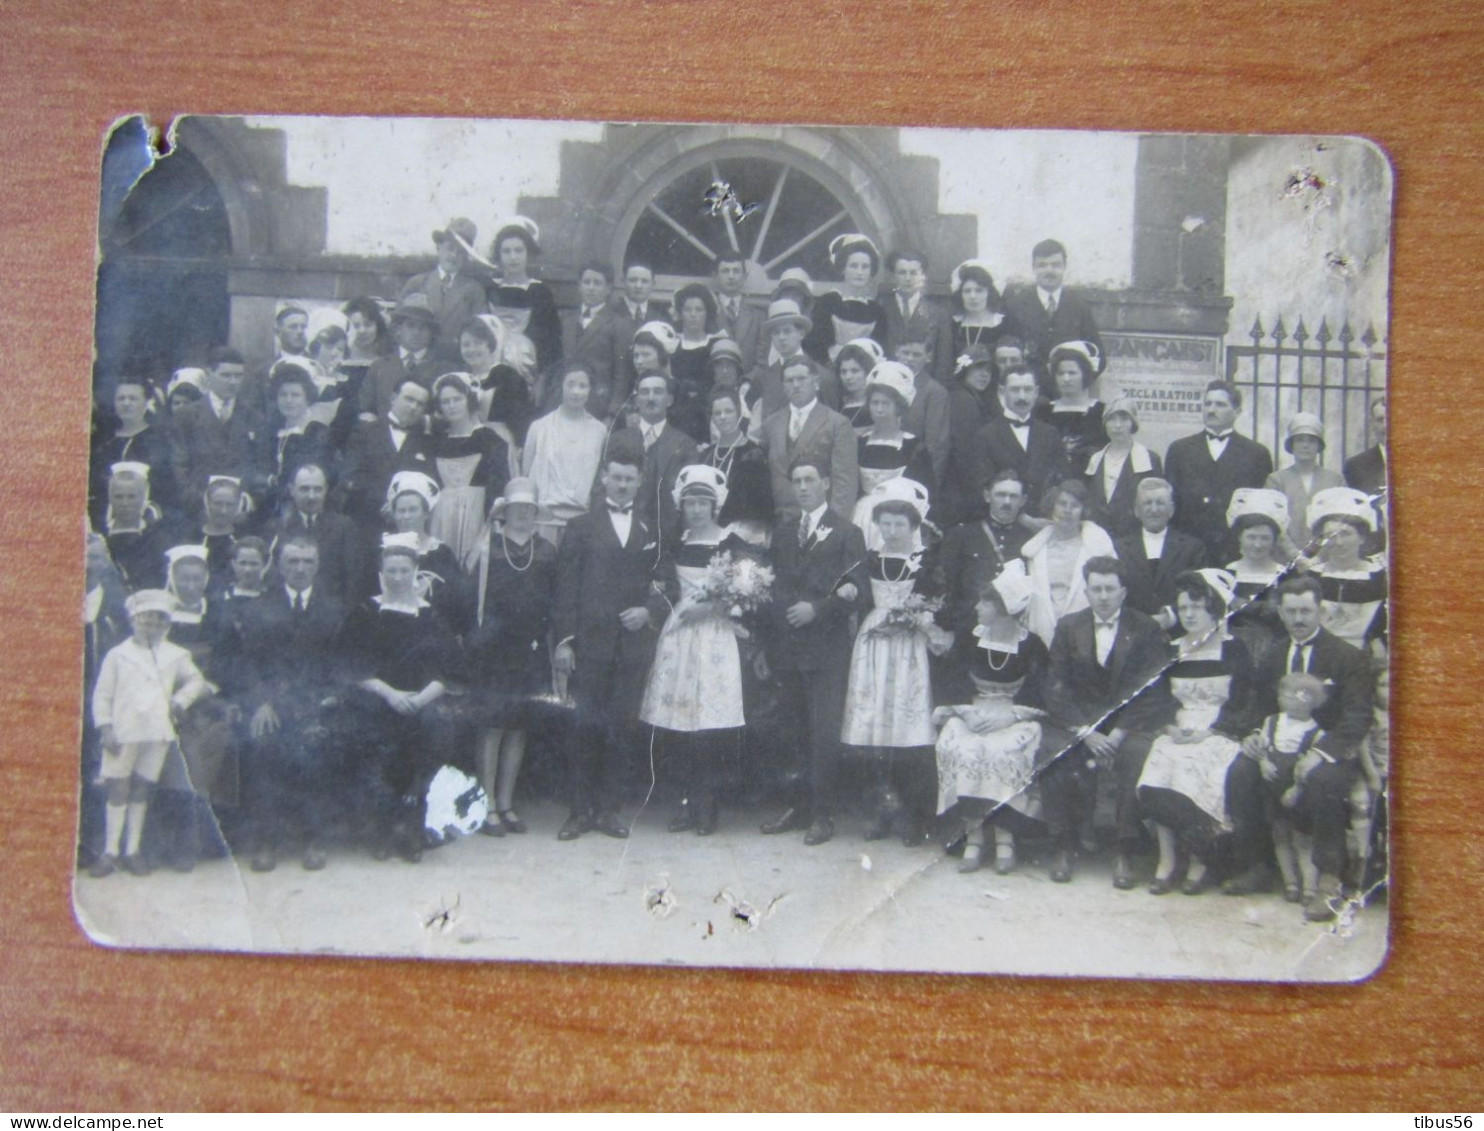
[104,802,126,856]
[125,801,149,856]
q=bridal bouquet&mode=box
[875,592,944,633]
[701,551,775,618]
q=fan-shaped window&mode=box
[625,157,867,291]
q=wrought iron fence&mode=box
[1225,316,1387,468]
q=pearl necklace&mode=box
[502,534,535,573]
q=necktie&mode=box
[293,592,305,616]
[789,412,803,442]
[582,306,595,325]
[798,514,811,548]
[1045,293,1058,319]
[900,294,911,317]
[220,400,233,423]
[1290,643,1308,673]
[643,426,657,450]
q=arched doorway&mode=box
[95,122,232,393]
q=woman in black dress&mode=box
[1083,397,1163,540]
[341,295,390,385]
[698,386,773,546]
[262,362,333,513]
[90,377,175,529]
[806,233,887,364]
[1035,340,1106,470]
[304,308,363,453]
[464,478,558,838]
[427,372,511,569]
[939,344,1001,526]
[850,361,935,542]
[338,536,467,863]
[669,282,725,444]
[459,313,535,449]
[834,337,885,437]
[949,259,1021,360]
[1224,488,1291,669]
[486,217,561,377]
[382,469,463,618]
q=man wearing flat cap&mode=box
[401,218,489,350]
[357,293,446,419]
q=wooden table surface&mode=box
[2,0,1480,1111]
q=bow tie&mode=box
[1006,415,1031,427]
[607,502,633,515]
[1206,430,1233,442]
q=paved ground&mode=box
[73,798,1388,983]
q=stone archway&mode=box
[519,123,976,294]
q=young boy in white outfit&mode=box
[89,589,210,877]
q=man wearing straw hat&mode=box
[745,297,839,425]
[401,218,488,348]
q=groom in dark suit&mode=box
[760,458,871,846]
[1042,556,1174,886]
[552,442,665,841]
[1163,381,1274,562]
[963,367,1071,517]
[559,261,633,419]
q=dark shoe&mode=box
[88,854,118,879]
[122,854,153,877]
[558,811,593,841]
[1149,875,1175,896]
[1112,855,1136,890]
[862,811,893,842]
[803,817,834,846]
[251,845,277,873]
[958,845,983,874]
[1283,884,1303,904]
[498,810,528,835]
[1222,866,1271,896]
[695,803,719,837]
[760,806,809,836]
[592,811,629,839]
[993,843,1016,876]
[1181,873,1216,896]
[1050,851,1073,883]
[895,813,925,847]
[477,818,507,838]
[668,802,697,833]
[302,844,328,871]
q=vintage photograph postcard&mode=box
[75,115,1391,980]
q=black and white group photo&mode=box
[76,116,1392,980]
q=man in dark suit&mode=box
[357,295,447,418]
[880,248,954,384]
[551,443,666,840]
[1114,478,1208,631]
[600,372,699,549]
[937,469,1034,639]
[894,337,952,488]
[758,360,858,525]
[1163,380,1275,562]
[713,252,765,373]
[1344,396,1387,495]
[1001,238,1105,396]
[745,298,840,422]
[964,366,1071,517]
[235,537,347,872]
[400,218,489,352]
[339,379,432,527]
[267,464,363,603]
[1042,556,1174,885]
[171,346,265,516]
[610,261,668,327]
[1225,576,1376,914]
[559,261,633,420]
[761,457,871,845]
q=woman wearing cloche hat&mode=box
[466,477,559,837]
[1083,396,1163,540]
[1264,411,1345,555]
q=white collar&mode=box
[372,592,429,615]
[207,390,234,416]
[1086,443,1152,475]
[804,503,830,528]
[791,399,818,418]
[286,584,313,605]
[400,347,425,362]
[641,418,667,437]
[1038,286,1063,308]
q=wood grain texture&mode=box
[2,0,1480,1111]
